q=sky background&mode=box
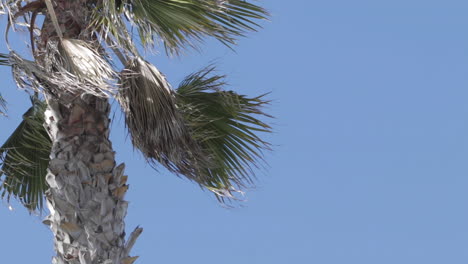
[1,0,468,263]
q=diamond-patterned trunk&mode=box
[40,1,141,263]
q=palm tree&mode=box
[0,0,270,263]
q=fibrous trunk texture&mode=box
[39,1,141,263]
[44,96,140,264]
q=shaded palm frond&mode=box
[0,53,9,66]
[175,66,272,201]
[89,0,137,57]
[0,97,51,211]
[125,0,269,54]
[10,52,45,95]
[118,57,204,176]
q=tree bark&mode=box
[39,1,141,263]
[44,96,139,264]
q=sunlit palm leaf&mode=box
[0,97,51,211]
[55,39,117,97]
[60,39,115,85]
[175,66,271,200]
[126,0,269,54]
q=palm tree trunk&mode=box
[44,96,140,264]
[39,1,141,263]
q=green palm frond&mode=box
[118,59,274,201]
[175,66,272,201]
[0,97,51,211]
[126,0,269,54]
[0,53,9,66]
[89,0,137,57]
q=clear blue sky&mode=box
[1,0,468,263]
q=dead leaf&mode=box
[113,185,128,199]
[122,256,139,264]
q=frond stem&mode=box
[44,0,62,39]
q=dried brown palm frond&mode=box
[9,49,115,99]
[10,41,117,99]
[0,93,6,116]
[118,57,205,176]
[10,52,48,94]
[59,39,116,87]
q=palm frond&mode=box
[0,53,9,115]
[175,66,272,201]
[59,39,116,88]
[0,97,51,211]
[125,0,269,54]
[0,91,7,116]
[89,0,137,57]
[118,57,203,176]
[0,53,9,66]
[10,52,45,94]
[10,46,114,100]
[0,93,6,116]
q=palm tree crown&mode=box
[0,0,271,211]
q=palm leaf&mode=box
[126,0,269,54]
[0,97,51,211]
[175,66,272,201]
[0,93,6,116]
[89,0,137,57]
[0,53,10,116]
[0,53,9,66]
[54,39,117,98]
[118,57,204,177]
[59,39,115,86]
